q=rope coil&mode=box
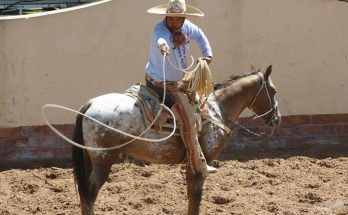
[183,58,214,97]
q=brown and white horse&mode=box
[72,65,281,215]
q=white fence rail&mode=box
[0,0,92,14]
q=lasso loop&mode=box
[41,54,177,151]
[167,54,196,73]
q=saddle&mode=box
[125,83,182,136]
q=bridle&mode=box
[230,72,280,142]
[247,72,279,126]
[205,72,279,139]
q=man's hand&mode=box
[159,43,170,56]
[202,56,212,65]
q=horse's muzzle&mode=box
[269,107,281,127]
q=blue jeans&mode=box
[145,79,175,108]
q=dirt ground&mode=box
[1,149,348,215]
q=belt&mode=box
[145,74,178,89]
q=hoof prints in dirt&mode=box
[1,154,348,215]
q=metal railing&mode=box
[0,0,93,15]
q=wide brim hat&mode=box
[147,0,204,17]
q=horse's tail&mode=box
[72,102,92,201]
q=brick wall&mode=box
[232,114,348,150]
[0,124,74,169]
[0,114,347,168]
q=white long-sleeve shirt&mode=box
[145,19,213,82]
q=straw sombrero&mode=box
[147,0,204,17]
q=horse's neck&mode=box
[214,75,261,122]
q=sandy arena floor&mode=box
[1,149,348,215]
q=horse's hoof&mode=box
[207,165,218,174]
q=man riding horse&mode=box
[145,0,216,177]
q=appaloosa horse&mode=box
[72,65,281,215]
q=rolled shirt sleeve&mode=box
[187,22,213,58]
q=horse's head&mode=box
[248,65,281,127]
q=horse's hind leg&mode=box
[79,159,114,215]
[186,163,205,215]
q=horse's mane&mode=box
[214,71,260,90]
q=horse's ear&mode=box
[250,64,256,72]
[264,65,273,80]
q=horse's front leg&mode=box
[185,163,205,215]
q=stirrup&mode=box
[207,165,218,174]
